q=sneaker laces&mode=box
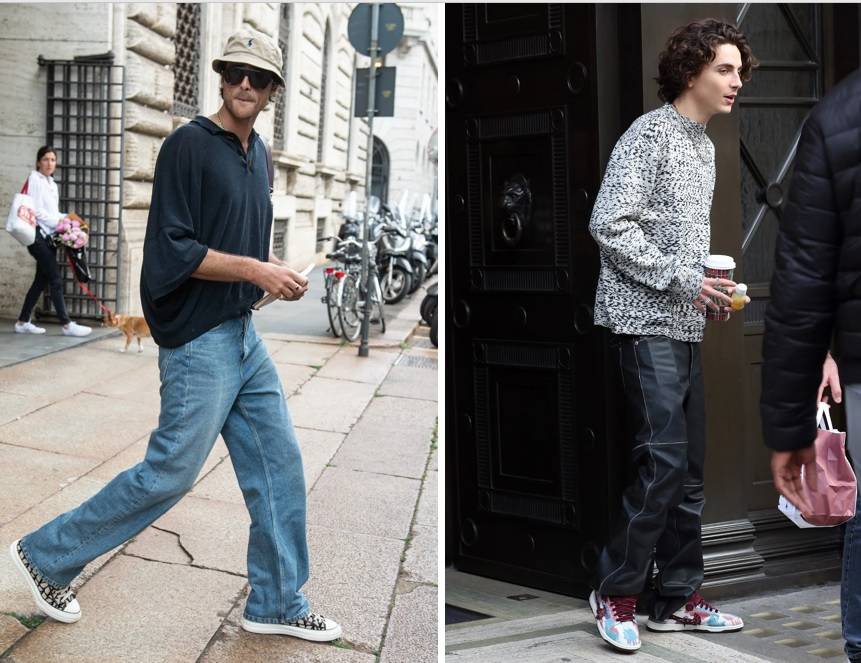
[608,596,638,623]
[687,591,717,613]
[289,612,327,630]
[51,585,77,609]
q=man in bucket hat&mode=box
[9,28,342,642]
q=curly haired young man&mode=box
[587,19,756,652]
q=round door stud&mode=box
[574,304,593,335]
[567,62,589,95]
[453,300,471,328]
[446,78,464,109]
[461,518,479,547]
[765,182,784,209]
[509,74,522,97]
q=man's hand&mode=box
[817,352,842,404]
[253,262,309,301]
[692,277,736,313]
[771,447,817,515]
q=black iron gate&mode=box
[38,53,124,320]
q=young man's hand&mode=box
[692,277,736,313]
[254,262,309,301]
[771,447,817,515]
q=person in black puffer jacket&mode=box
[760,67,861,663]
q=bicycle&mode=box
[338,237,386,341]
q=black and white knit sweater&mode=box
[589,103,716,343]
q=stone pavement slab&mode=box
[275,362,317,396]
[415,468,437,529]
[0,615,27,656]
[380,584,438,663]
[297,427,347,490]
[0,392,51,427]
[0,347,145,397]
[289,377,377,434]
[330,396,437,479]
[303,524,404,652]
[315,347,399,385]
[0,392,157,460]
[188,458,245,506]
[199,591,376,663]
[0,444,98,529]
[0,321,117,370]
[402,524,436,585]
[4,554,246,663]
[306,467,420,540]
[81,363,161,410]
[124,495,251,577]
[377,363,438,402]
[269,341,341,368]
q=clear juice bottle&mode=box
[731,283,748,311]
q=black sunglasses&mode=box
[221,65,275,89]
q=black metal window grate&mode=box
[274,4,291,149]
[272,218,287,259]
[315,217,327,252]
[39,53,125,320]
[317,21,331,163]
[173,3,201,118]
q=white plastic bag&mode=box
[6,193,36,246]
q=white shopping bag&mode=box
[6,192,36,246]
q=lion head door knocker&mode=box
[498,173,533,248]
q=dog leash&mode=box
[65,252,115,318]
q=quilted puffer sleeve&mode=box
[761,111,840,452]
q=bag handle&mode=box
[817,401,835,431]
[20,178,28,195]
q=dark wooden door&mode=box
[447,3,614,597]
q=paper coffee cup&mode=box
[704,255,735,321]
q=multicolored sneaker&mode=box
[589,590,641,652]
[646,591,744,633]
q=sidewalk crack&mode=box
[151,525,195,564]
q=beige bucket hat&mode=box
[212,28,285,87]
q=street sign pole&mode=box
[358,3,380,358]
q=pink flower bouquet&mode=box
[52,213,89,249]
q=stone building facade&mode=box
[0,2,437,319]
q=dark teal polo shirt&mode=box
[140,116,272,348]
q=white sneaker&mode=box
[9,539,81,623]
[14,321,46,334]
[62,322,92,337]
[241,613,342,642]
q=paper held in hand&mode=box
[252,263,315,310]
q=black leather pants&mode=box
[594,334,706,621]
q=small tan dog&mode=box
[103,312,151,353]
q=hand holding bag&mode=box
[778,402,857,527]
[5,179,36,247]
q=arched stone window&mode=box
[371,137,390,204]
[173,3,201,118]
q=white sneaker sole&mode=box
[646,618,744,633]
[240,617,342,642]
[589,591,641,652]
[9,540,80,624]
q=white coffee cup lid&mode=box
[705,254,736,270]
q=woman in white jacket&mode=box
[15,146,91,336]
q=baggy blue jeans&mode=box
[842,384,861,660]
[20,313,310,623]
